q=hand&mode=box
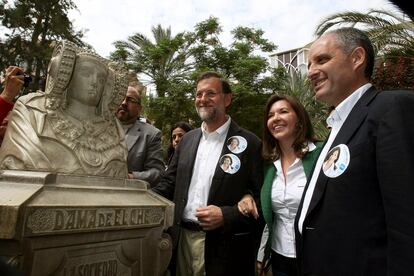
[195,205,223,231]
[1,66,24,103]
[238,194,259,219]
[256,261,265,276]
[128,173,134,179]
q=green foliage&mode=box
[0,0,86,91]
[373,56,414,90]
[192,16,222,46]
[111,24,193,98]
[111,16,331,144]
[231,26,277,52]
[111,24,199,149]
[315,9,414,58]
[277,71,330,140]
[146,80,197,149]
[187,17,284,137]
[112,16,290,141]
[227,87,269,138]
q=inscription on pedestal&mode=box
[26,207,164,235]
[63,260,118,276]
[54,245,132,276]
[64,259,118,276]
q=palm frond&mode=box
[315,9,414,57]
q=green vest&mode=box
[260,141,323,256]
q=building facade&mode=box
[269,42,312,76]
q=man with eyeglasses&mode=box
[152,72,263,276]
[116,86,164,186]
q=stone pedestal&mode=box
[0,170,174,276]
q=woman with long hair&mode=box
[238,95,323,276]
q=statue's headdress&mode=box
[45,40,128,114]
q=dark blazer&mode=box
[126,120,165,187]
[153,120,264,276]
[295,88,414,276]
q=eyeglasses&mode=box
[124,96,140,105]
[195,90,220,99]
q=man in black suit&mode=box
[295,27,414,275]
[152,72,263,276]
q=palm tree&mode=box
[315,9,414,57]
[280,71,330,140]
[112,25,193,97]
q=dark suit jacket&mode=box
[295,88,414,276]
[153,120,264,276]
[126,120,165,187]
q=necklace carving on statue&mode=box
[47,109,121,153]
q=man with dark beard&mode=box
[116,86,164,186]
[152,72,263,276]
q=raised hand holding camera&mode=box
[1,66,26,103]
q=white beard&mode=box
[197,107,217,123]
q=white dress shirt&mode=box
[298,83,372,233]
[182,117,231,221]
[271,142,316,258]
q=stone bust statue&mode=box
[0,41,129,178]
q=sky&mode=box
[69,0,396,59]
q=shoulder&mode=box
[15,92,46,112]
[17,91,44,104]
[180,128,201,142]
[374,90,414,105]
[263,161,274,171]
[174,128,201,153]
[303,141,324,163]
[370,90,414,116]
[239,128,260,142]
[186,128,200,136]
[314,141,324,150]
[135,120,161,135]
[230,121,261,144]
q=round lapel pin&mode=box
[322,144,350,178]
[227,135,247,154]
[219,154,240,174]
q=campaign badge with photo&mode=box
[227,136,247,154]
[219,154,241,174]
[322,144,350,178]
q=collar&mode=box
[326,83,372,128]
[273,141,317,169]
[307,141,316,152]
[201,116,231,139]
[122,122,134,133]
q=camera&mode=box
[16,72,33,88]
[23,75,32,87]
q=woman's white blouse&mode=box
[270,142,316,258]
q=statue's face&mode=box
[67,55,107,106]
